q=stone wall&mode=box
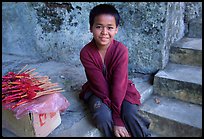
[2,2,202,74]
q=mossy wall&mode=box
[2,2,202,74]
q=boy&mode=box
[80,4,151,137]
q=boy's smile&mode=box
[91,14,118,50]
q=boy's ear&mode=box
[90,27,93,33]
[115,27,118,34]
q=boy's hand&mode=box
[113,125,131,137]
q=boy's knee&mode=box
[93,100,102,110]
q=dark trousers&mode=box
[85,93,151,137]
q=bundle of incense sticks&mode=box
[2,64,65,110]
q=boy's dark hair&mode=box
[89,4,120,28]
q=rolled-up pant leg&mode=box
[121,100,151,137]
[87,95,114,137]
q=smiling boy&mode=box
[79,4,151,137]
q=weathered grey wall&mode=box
[184,2,202,35]
[2,2,202,74]
[2,2,41,58]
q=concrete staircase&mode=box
[139,36,202,137]
[138,15,202,136]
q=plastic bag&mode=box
[11,93,70,119]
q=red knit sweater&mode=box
[80,39,141,126]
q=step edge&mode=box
[140,94,202,129]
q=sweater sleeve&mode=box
[80,48,111,103]
[111,46,128,126]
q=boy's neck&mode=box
[97,45,109,51]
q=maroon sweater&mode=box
[80,39,141,126]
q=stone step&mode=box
[169,37,202,67]
[186,16,202,38]
[139,94,202,137]
[153,63,202,105]
[130,73,154,104]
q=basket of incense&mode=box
[2,65,65,110]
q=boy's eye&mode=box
[108,27,114,30]
[95,26,115,31]
[96,26,102,29]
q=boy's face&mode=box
[90,14,118,49]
